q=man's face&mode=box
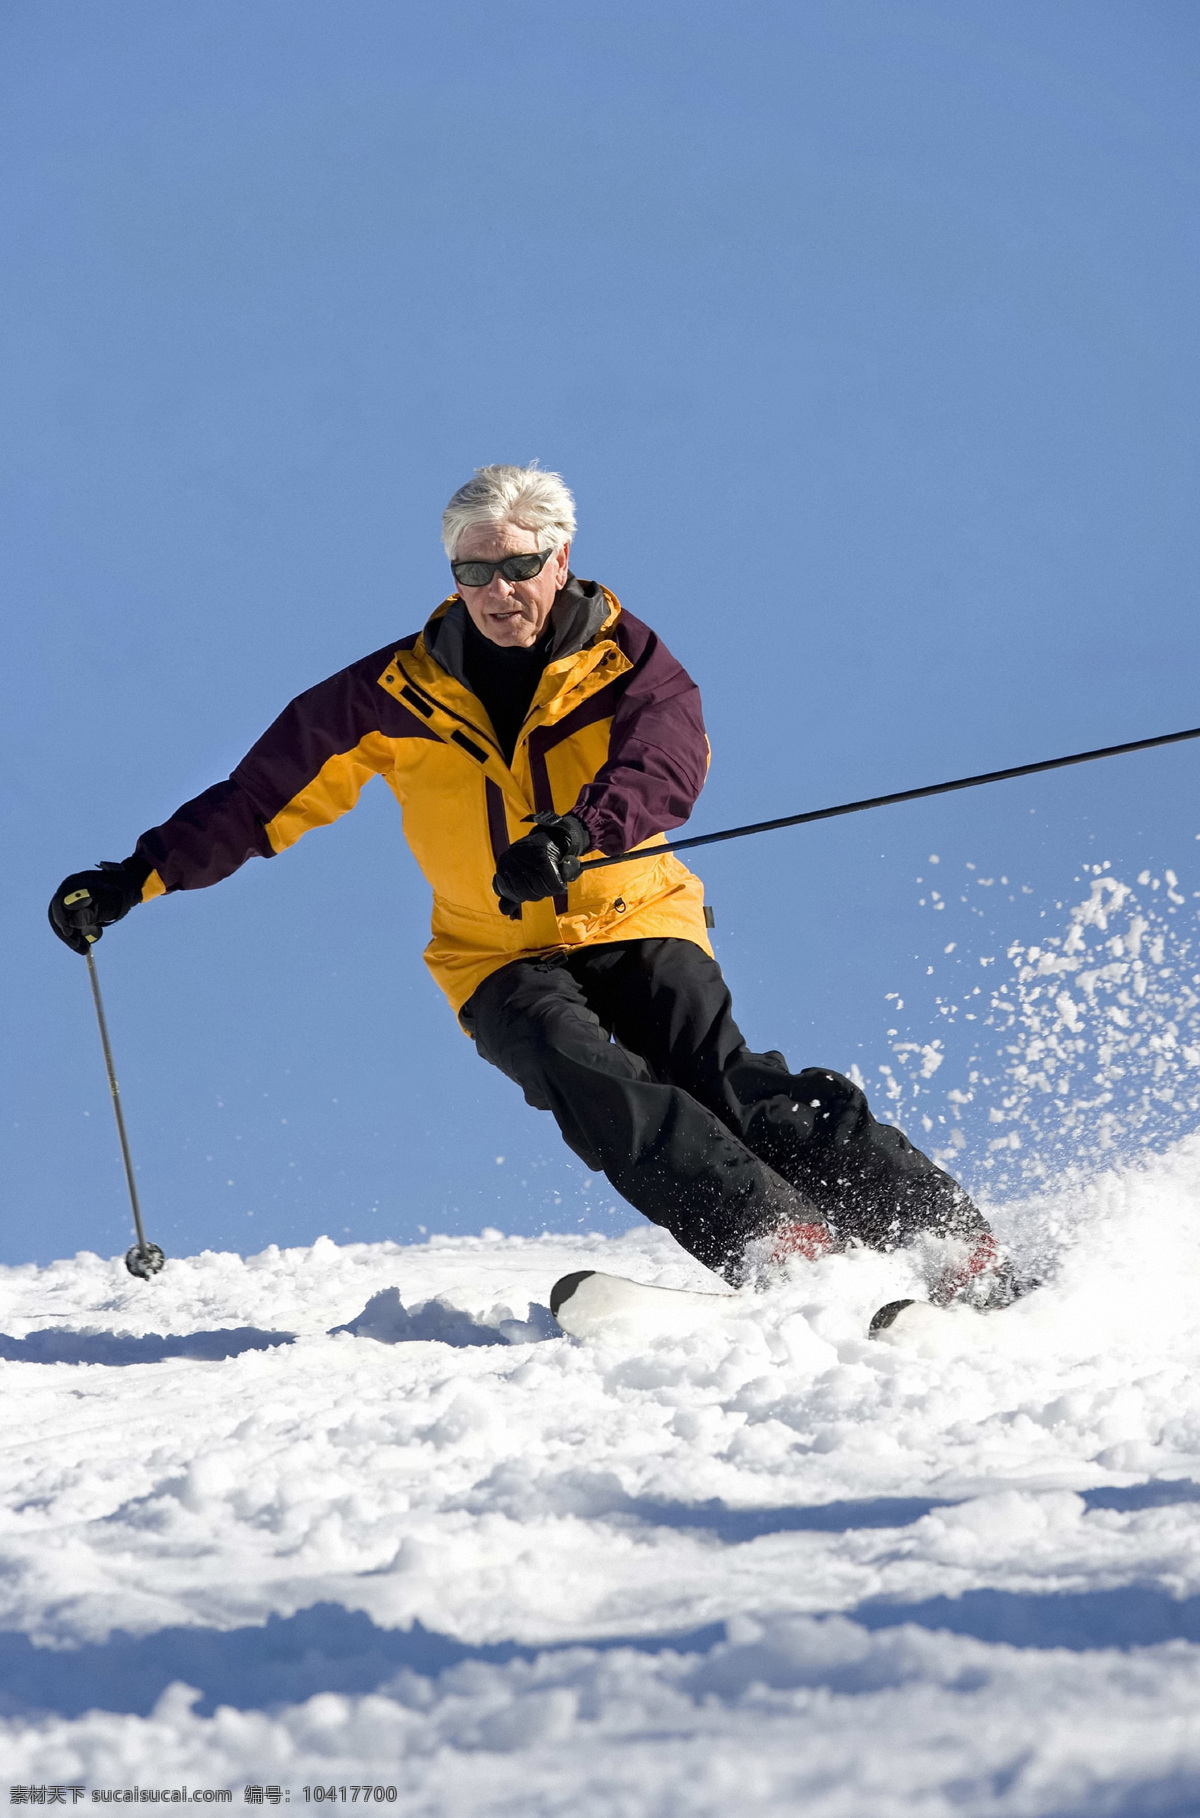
[453,521,571,648]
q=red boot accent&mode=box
[931,1232,998,1306]
[766,1221,835,1264]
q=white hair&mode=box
[441,463,577,560]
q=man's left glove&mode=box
[492,813,589,921]
[48,856,150,955]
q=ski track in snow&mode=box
[4,1140,1200,1813]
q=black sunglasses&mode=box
[451,549,553,588]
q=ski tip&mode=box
[868,1297,917,1338]
[550,1270,595,1320]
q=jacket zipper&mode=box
[393,660,505,761]
[398,648,614,772]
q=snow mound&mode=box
[3,1139,1200,1811]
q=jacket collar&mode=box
[423,575,613,687]
[380,579,628,813]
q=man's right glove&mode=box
[48,856,150,955]
[492,813,589,920]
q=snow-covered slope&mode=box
[4,1139,1200,1814]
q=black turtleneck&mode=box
[461,614,553,765]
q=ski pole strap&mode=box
[578,722,1200,873]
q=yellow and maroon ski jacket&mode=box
[133,578,714,1016]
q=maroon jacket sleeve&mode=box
[134,775,275,892]
[134,638,430,891]
[569,611,709,857]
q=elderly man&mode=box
[50,464,1004,1302]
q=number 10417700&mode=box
[302,1791,397,1803]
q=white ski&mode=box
[551,1277,1031,1346]
[867,1297,949,1341]
[866,1294,1028,1343]
[550,1269,743,1341]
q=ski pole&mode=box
[578,722,1200,873]
[82,944,166,1280]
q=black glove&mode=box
[48,856,150,955]
[492,813,589,920]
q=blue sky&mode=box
[4,1,1199,1266]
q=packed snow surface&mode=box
[5,1137,1200,1814]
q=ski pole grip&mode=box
[63,886,100,941]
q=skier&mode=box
[50,464,1007,1304]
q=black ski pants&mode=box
[461,937,984,1279]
